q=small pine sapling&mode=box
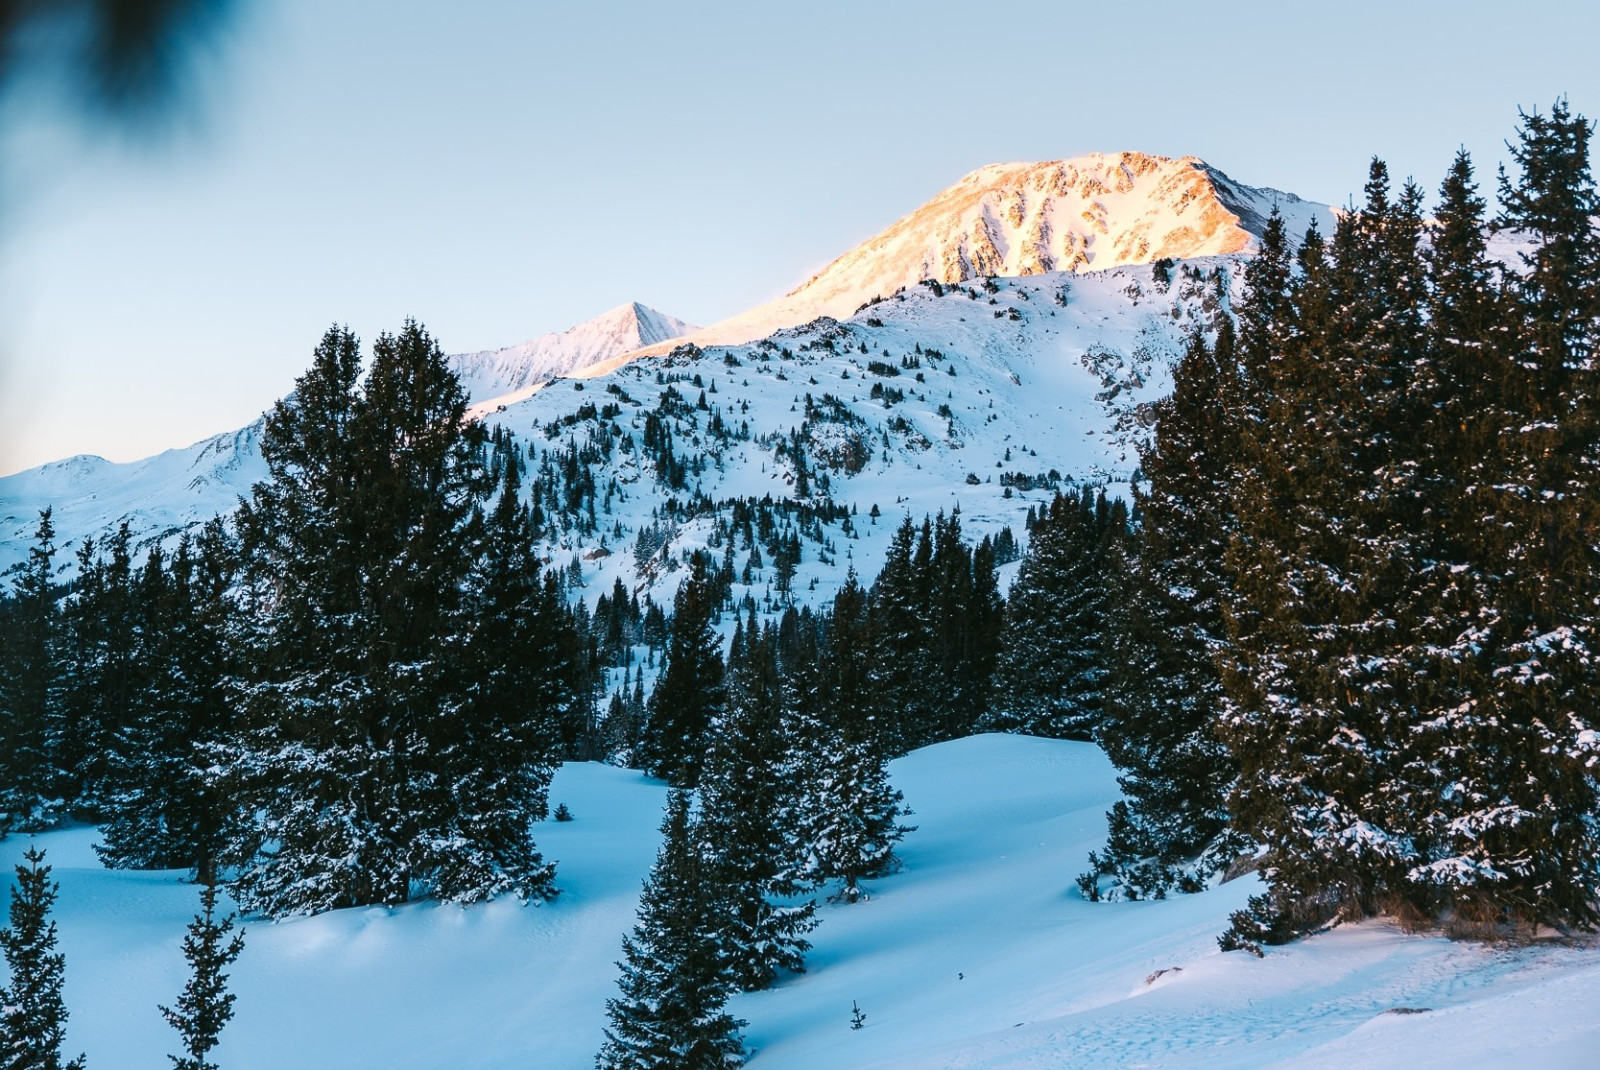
[850,1000,866,1031]
[0,847,86,1070]
[161,879,245,1070]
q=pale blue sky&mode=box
[3,0,1597,473]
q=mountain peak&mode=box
[784,151,1326,308]
[453,302,696,413]
[611,152,1331,362]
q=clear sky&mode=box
[2,0,1597,475]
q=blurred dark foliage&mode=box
[0,0,234,120]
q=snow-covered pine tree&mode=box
[806,574,912,902]
[597,790,745,1070]
[1419,101,1600,931]
[865,517,932,755]
[1087,322,1246,900]
[0,848,85,1070]
[429,455,571,903]
[1220,177,1435,936]
[229,321,554,915]
[640,554,725,788]
[58,523,140,816]
[0,510,63,836]
[697,622,815,991]
[990,488,1126,740]
[97,523,243,875]
[160,878,244,1070]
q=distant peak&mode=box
[777,151,1331,310]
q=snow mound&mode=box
[7,733,1596,1069]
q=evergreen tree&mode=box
[160,879,244,1070]
[641,556,725,788]
[990,489,1125,740]
[1414,101,1600,930]
[1220,176,1433,934]
[0,848,84,1070]
[806,575,912,902]
[596,790,744,1070]
[97,524,243,875]
[698,624,815,991]
[58,524,139,815]
[229,321,555,915]
[0,511,63,835]
[1087,323,1245,899]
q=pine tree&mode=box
[596,790,744,1070]
[0,511,63,835]
[697,624,815,991]
[160,879,244,1070]
[229,321,555,915]
[1418,101,1600,930]
[1088,324,1245,900]
[1220,177,1433,934]
[58,524,139,815]
[990,489,1124,740]
[97,524,243,875]
[806,575,912,902]
[641,556,725,788]
[0,848,84,1070]
[864,517,930,754]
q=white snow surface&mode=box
[11,733,1596,1069]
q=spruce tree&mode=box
[0,848,84,1070]
[97,524,243,875]
[597,790,744,1070]
[806,575,912,902]
[990,488,1124,740]
[1220,179,1433,934]
[1088,324,1245,899]
[698,624,815,991]
[641,556,724,788]
[0,511,63,835]
[229,321,555,915]
[160,879,244,1070]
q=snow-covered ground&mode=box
[9,734,1596,1069]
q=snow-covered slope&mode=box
[15,733,1596,1069]
[0,302,693,576]
[598,152,1332,366]
[480,258,1230,615]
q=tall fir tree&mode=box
[1088,322,1246,899]
[806,574,912,902]
[97,524,243,875]
[990,488,1126,740]
[641,555,725,788]
[697,623,815,991]
[0,511,63,835]
[229,321,557,915]
[597,790,744,1070]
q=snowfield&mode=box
[8,734,1596,1070]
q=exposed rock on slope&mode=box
[603,152,1330,364]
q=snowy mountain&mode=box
[16,733,1596,1069]
[591,152,1333,368]
[0,153,1334,585]
[488,258,1231,615]
[456,301,696,416]
[0,301,694,575]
